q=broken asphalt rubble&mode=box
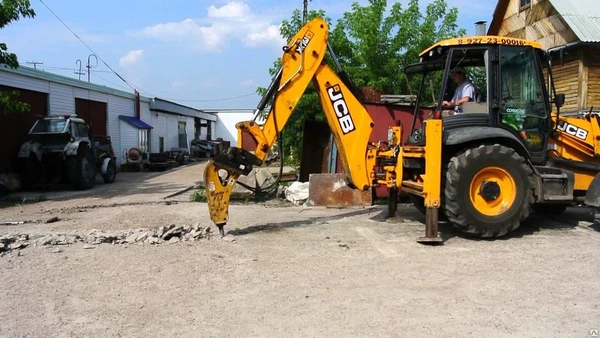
[0,223,216,255]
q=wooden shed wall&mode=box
[497,0,578,50]
[585,52,600,111]
[547,58,580,112]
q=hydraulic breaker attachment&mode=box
[204,146,264,236]
[211,146,263,176]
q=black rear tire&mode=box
[442,144,535,238]
[68,146,96,190]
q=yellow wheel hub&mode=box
[469,166,517,216]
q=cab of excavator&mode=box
[404,37,557,165]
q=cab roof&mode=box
[419,35,543,57]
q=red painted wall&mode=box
[0,85,48,173]
[334,103,430,198]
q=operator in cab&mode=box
[442,66,475,115]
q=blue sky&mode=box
[3,0,496,110]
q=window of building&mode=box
[139,129,149,153]
[520,0,531,10]
[178,121,186,134]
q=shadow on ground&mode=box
[394,205,599,242]
[226,207,381,236]
[0,162,206,207]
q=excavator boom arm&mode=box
[203,18,374,234]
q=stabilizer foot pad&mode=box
[416,236,444,245]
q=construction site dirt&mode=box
[1,162,599,337]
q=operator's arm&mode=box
[443,83,475,109]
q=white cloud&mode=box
[133,1,285,52]
[207,1,251,19]
[240,79,255,86]
[119,49,144,67]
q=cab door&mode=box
[497,45,551,164]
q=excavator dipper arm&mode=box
[203,18,374,235]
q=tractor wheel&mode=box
[19,155,37,189]
[68,147,96,190]
[442,144,535,238]
[102,159,117,184]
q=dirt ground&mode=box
[1,163,600,337]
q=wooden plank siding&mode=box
[491,0,600,113]
[544,58,579,112]
[585,51,600,111]
[496,0,578,50]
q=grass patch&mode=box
[189,189,208,202]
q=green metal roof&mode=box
[549,0,600,43]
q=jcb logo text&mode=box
[557,120,588,140]
[296,31,314,54]
[327,85,355,134]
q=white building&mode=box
[0,65,217,173]
[148,98,217,153]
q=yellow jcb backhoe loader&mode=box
[203,17,600,244]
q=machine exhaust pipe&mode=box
[475,20,487,36]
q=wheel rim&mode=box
[469,166,517,216]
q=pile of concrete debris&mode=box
[0,223,214,255]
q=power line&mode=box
[20,61,258,102]
[37,0,136,91]
[92,73,136,92]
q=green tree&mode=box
[256,8,334,168]
[333,0,466,95]
[0,0,36,115]
[257,0,466,165]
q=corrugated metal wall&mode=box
[0,71,49,93]
[166,114,179,151]
[119,120,138,159]
[48,82,75,115]
[74,88,109,103]
[108,95,135,164]
[150,112,167,153]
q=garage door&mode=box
[0,85,48,173]
[75,98,107,136]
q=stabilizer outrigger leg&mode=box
[417,207,443,245]
[386,186,401,222]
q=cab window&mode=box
[499,45,547,151]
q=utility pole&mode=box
[303,0,309,23]
[86,54,98,82]
[74,59,85,81]
[26,60,43,69]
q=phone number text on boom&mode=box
[457,37,526,46]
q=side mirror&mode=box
[554,93,565,108]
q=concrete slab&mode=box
[307,173,372,206]
[1,161,208,204]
